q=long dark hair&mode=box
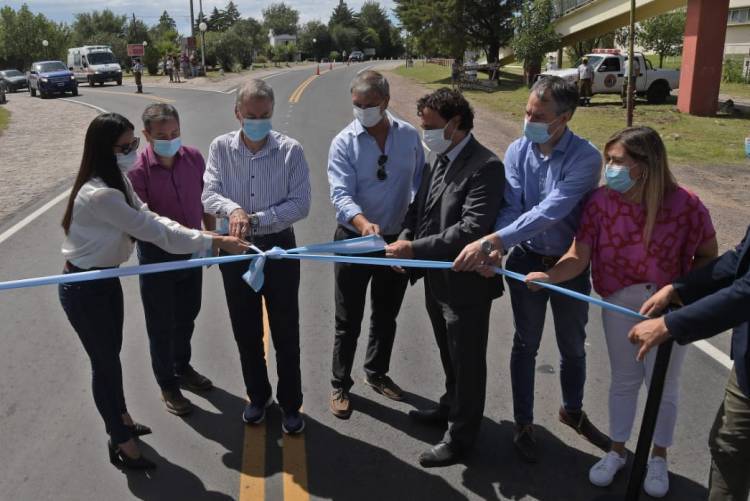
[62,113,135,234]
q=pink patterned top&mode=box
[576,186,715,298]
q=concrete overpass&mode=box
[501,0,731,116]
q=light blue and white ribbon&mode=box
[0,234,648,321]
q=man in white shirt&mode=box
[202,79,311,434]
[577,57,593,106]
[622,57,641,108]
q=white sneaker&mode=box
[589,451,627,487]
[644,456,669,498]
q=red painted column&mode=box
[677,0,730,116]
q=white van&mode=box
[67,46,123,86]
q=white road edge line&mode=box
[60,98,108,114]
[0,190,71,246]
[694,340,733,370]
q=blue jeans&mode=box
[137,242,202,391]
[505,246,590,425]
[58,266,131,444]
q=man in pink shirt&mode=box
[128,103,216,416]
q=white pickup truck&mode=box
[538,51,680,104]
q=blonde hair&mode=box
[604,126,677,248]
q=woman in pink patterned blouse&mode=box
[525,126,718,497]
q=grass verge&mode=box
[393,63,750,166]
[0,107,10,136]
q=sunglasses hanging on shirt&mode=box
[376,154,388,181]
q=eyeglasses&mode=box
[376,155,388,181]
[114,137,140,155]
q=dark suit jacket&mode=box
[398,135,505,308]
[665,224,750,397]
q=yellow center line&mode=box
[239,300,310,501]
[239,301,270,500]
[288,75,319,104]
[282,406,309,501]
[82,88,175,103]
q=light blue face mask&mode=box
[153,137,181,158]
[523,117,561,144]
[242,118,272,142]
[605,163,636,193]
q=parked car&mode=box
[349,51,364,62]
[0,69,28,92]
[538,50,680,104]
[27,61,78,98]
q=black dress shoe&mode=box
[108,441,156,470]
[408,407,449,426]
[418,442,460,467]
[513,424,537,463]
[125,422,152,437]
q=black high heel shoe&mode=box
[108,441,157,470]
[125,422,152,437]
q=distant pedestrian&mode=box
[181,52,190,80]
[190,51,199,78]
[166,55,174,83]
[132,58,143,94]
[173,55,181,83]
[578,57,593,106]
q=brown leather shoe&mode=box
[559,407,611,452]
[177,366,213,392]
[330,388,352,419]
[364,375,404,401]
[162,389,192,416]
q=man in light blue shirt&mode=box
[454,76,608,463]
[327,70,424,419]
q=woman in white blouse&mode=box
[58,113,248,469]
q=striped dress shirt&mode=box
[202,130,311,235]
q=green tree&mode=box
[511,0,561,85]
[71,9,127,44]
[565,32,615,66]
[0,5,70,68]
[329,0,357,29]
[639,9,686,68]
[395,0,465,59]
[460,0,521,64]
[156,10,177,34]
[262,2,299,36]
[330,24,359,53]
[223,1,242,28]
[359,1,396,57]
[298,20,331,60]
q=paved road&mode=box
[0,62,734,501]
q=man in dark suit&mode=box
[629,225,750,501]
[385,88,505,467]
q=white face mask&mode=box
[353,105,383,128]
[422,123,454,154]
[116,151,138,173]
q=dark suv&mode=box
[28,60,78,98]
[0,69,28,92]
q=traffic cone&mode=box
[316,64,320,76]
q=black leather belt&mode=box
[519,246,562,269]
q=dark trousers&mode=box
[505,246,590,425]
[134,71,142,93]
[708,367,750,501]
[137,241,202,392]
[219,229,302,413]
[59,268,131,444]
[331,226,408,390]
[424,278,492,451]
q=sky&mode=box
[5,1,398,34]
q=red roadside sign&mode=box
[127,44,145,57]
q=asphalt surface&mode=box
[0,62,734,501]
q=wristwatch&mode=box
[480,238,494,256]
[249,213,260,232]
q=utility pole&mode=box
[626,0,636,127]
[189,0,195,39]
